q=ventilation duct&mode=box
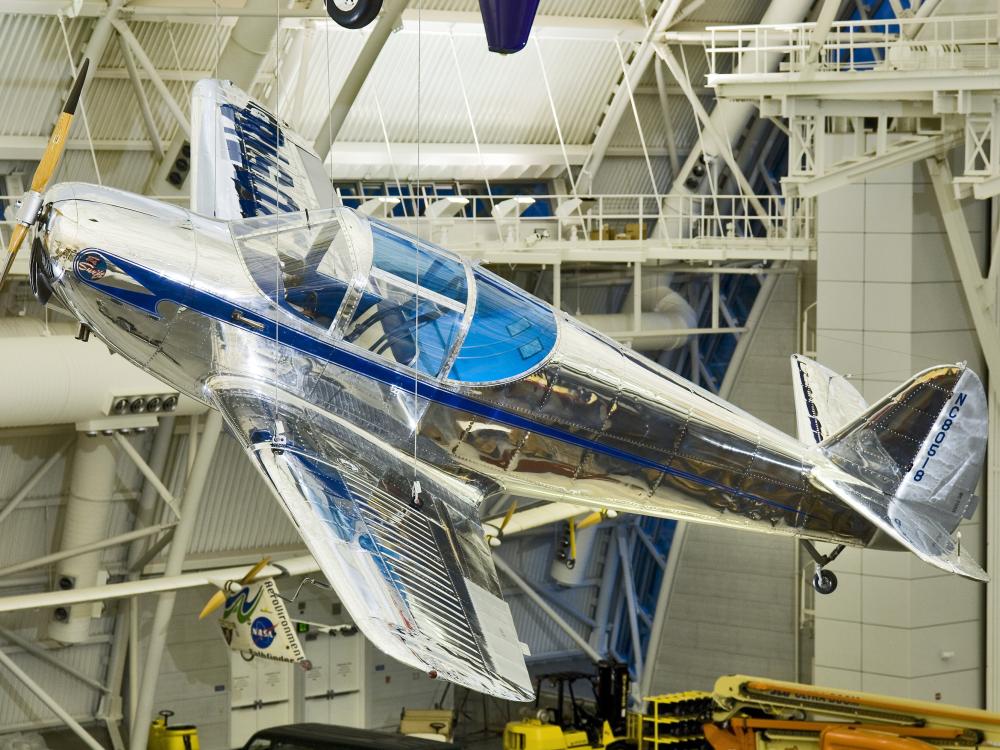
[576,285,697,350]
[46,434,117,644]
[0,320,203,429]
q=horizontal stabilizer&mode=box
[810,363,988,581]
[791,355,868,444]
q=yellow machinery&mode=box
[635,691,714,749]
[638,675,1000,750]
[504,718,620,749]
[503,663,632,750]
[147,710,200,750]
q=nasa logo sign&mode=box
[74,252,108,281]
[250,616,276,649]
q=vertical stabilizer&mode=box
[809,364,988,580]
[791,355,869,445]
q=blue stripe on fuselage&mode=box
[83,251,813,520]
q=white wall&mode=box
[139,574,448,749]
[813,156,986,708]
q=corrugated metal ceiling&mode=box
[0,0,776,186]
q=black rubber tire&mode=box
[812,569,838,595]
[325,0,383,29]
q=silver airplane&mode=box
[5,68,988,701]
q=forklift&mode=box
[503,661,635,750]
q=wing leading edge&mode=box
[209,378,533,701]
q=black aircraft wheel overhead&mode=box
[812,568,838,595]
[325,0,383,28]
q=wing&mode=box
[207,375,533,701]
[190,79,338,220]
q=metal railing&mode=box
[375,193,812,247]
[0,192,813,251]
[706,14,1000,78]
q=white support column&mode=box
[0,437,73,526]
[658,45,771,229]
[653,57,680,175]
[76,0,124,101]
[113,431,181,518]
[926,157,1000,369]
[0,626,108,694]
[616,526,644,681]
[590,531,619,654]
[129,411,223,750]
[927,156,1000,709]
[805,0,843,66]
[144,0,281,199]
[988,382,1000,710]
[665,0,814,195]
[493,553,603,663]
[118,32,164,161]
[0,524,174,578]
[813,153,985,705]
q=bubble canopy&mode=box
[231,208,557,383]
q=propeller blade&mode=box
[1,225,29,283]
[240,556,271,585]
[31,58,89,193]
[0,59,90,288]
[197,556,272,620]
[197,591,227,621]
[498,500,518,533]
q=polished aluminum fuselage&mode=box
[41,184,877,549]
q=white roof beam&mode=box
[325,144,687,180]
[329,141,589,167]
[313,0,408,161]
[0,136,155,160]
[577,0,685,193]
[111,18,191,139]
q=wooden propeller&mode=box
[1,59,89,285]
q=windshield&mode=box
[446,267,557,383]
[232,208,364,330]
[232,210,555,382]
[232,209,471,378]
[344,221,468,376]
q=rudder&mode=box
[820,364,986,534]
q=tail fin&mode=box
[791,354,869,444]
[809,363,988,580]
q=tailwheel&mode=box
[812,568,838,595]
[801,540,844,595]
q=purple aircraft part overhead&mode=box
[479,0,541,54]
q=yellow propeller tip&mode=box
[198,591,227,620]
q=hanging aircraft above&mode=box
[2,63,988,701]
[325,0,542,53]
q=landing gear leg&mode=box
[800,541,845,595]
